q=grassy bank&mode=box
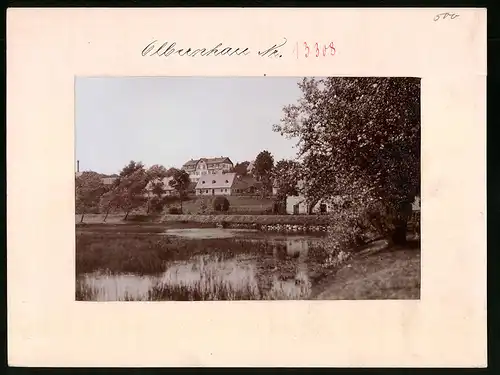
[161,214,331,225]
[76,213,332,226]
[181,195,274,215]
[312,240,421,299]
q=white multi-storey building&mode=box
[182,157,234,183]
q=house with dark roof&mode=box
[182,157,234,183]
[195,172,237,196]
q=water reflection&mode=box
[162,228,259,239]
[77,236,315,301]
[79,273,155,301]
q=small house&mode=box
[286,196,335,215]
[195,172,236,196]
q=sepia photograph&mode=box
[75,76,421,301]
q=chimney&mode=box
[77,160,80,172]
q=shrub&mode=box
[198,198,209,214]
[213,196,230,212]
[169,207,182,215]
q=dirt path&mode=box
[311,241,421,300]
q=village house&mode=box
[101,176,117,186]
[195,172,236,196]
[182,157,234,183]
[286,195,339,215]
[145,176,177,197]
[284,180,340,215]
[286,186,421,216]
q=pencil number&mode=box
[434,12,459,21]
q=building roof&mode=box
[102,177,117,185]
[195,172,236,190]
[183,157,233,168]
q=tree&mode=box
[99,189,120,222]
[75,172,106,223]
[169,168,191,213]
[274,77,420,246]
[254,150,275,198]
[118,160,145,179]
[145,165,169,214]
[117,169,149,219]
[232,161,250,176]
[166,167,177,178]
[104,161,149,220]
[272,159,301,202]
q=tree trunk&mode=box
[80,212,85,223]
[103,207,110,222]
[180,197,183,214]
[124,210,130,220]
[391,219,408,246]
[146,200,151,215]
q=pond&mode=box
[75,226,330,301]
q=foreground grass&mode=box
[312,241,421,299]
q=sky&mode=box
[75,76,303,175]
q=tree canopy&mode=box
[253,150,275,197]
[274,77,420,210]
[75,171,106,222]
[274,77,420,244]
[272,159,301,201]
[232,161,250,176]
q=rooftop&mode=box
[183,157,233,167]
[195,172,237,190]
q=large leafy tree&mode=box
[101,160,149,220]
[274,77,420,244]
[168,168,191,213]
[99,189,120,222]
[146,164,169,214]
[75,171,106,223]
[254,150,275,197]
[272,159,301,202]
[116,168,149,220]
